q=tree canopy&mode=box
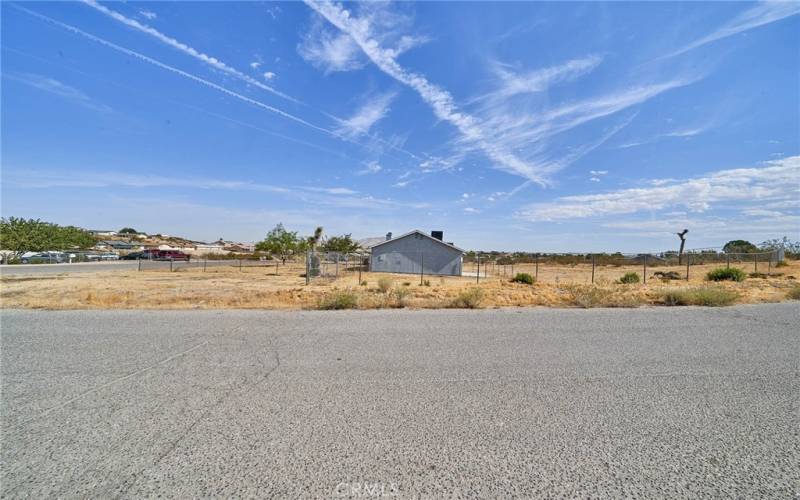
[0,217,96,256]
[118,227,138,234]
[722,240,758,254]
[321,234,359,253]
[254,223,300,263]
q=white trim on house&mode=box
[368,230,464,253]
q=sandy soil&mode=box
[2,259,798,310]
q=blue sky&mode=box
[2,1,798,251]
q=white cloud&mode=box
[667,1,800,58]
[590,170,608,176]
[298,19,366,73]
[5,72,111,112]
[356,161,382,175]
[263,71,276,80]
[517,155,800,221]
[139,10,157,20]
[335,91,396,138]
[250,61,261,69]
[16,6,344,140]
[305,0,556,185]
[474,55,603,104]
[590,177,601,182]
[81,0,299,103]
[463,207,481,214]
[4,168,428,211]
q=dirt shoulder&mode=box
[1,260,798,310]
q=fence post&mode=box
[754,254,757,273]
[276,261,279,276]
[686,253,690,281]
[335,254,339,277]
[170,257,173,273]
[768,253,772,276]
[591,254,595,284]
[535,255,539,281]
[643,254,647,285]
[420,252,424,285]
[476,257,480,284]
[305,250,310,285]
[203,259,207,272]
[138,258,141,272]
[358,253,362,284]
[239,259,242,272]
[511,263,514,277]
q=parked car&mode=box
[155,250,190,261]
[20,251,66,264]
[100,253,119,261]
[135,249,190,261]
[121,251,146,260]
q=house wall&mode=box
[370,234,462,276]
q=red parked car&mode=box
[142,249,190,261]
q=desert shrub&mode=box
[393,287,412,308]
[654,271,682,281]
[421,279,431,287]
[775,260,789,268]
[618,272,640,284]
[450,288,484,309]
[377,277,393,293]
[748,272,781,279]
[360,280,367,286]
[510,272,535,285]
[566,286,641,308]
[706,267,747,282]
[402,282,411,286]
[787,286,800,300]
[318,290,358,310]
[662,288,738,307]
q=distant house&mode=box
[88,230,118,237]
[94,240,139,251]
[369,230,464,276]
[192,241,226,254]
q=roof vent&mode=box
[386,232,392,241]
[431,230,443,241]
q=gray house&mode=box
[369,230,464,276]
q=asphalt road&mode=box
[0,260,264,275]
[0,261,138,275]
[1,305,798,498]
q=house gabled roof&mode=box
[368,230,464,253]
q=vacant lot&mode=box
[2,259,798,309]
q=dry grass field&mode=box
[2,258,799,310]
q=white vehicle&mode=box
[100,253,120,261]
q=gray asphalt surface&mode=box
[0,260,268,275]
[1,305,798,498]
[0,261,138,275]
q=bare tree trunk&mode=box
[677,229,688,265]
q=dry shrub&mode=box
[618,272,640,284]
[377,277,393,293]
[706,267,746,282]
[565,285,642,308]
[392,287,412,308]
[662,287,738,306]
[786,286,800,300]
[318,290,359,310]
[450,288,484,309]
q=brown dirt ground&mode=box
[1,260,799,310]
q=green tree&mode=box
[321,234,359,253]
[722,240,758,254]
[0,217,96,258]
[760,237,800,253]
[255,223,300,263]
[119,227,138,235]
